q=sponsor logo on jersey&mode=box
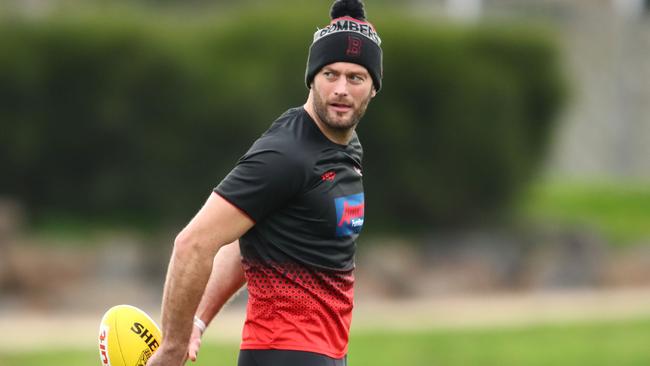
[335,193,364,237]
[99,325,111,366]
[321,170,337,182]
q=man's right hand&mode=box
[146,344,187,366]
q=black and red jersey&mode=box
[214,107,364,358]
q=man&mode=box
[147,0,382,365]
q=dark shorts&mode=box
[238,349,347,366]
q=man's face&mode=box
[311,62,376,131]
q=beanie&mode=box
[305,0,383,92]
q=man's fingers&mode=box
[189,347,198,362]
[188,338,201,362]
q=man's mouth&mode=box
[329,102,353,113]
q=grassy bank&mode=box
[522,181,650,245]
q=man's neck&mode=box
[303,98,355,146]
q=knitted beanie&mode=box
[305,0,383,92]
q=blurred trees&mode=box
[0,8,566,233]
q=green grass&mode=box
[2,318,650,366]
[521,181,650,245]
[350,319,650,366]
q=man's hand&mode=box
[145,318,204,365]
[146,344,187,366]
[187,323,203,362]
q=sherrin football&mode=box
[98,305,162,366]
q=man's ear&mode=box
[371,88,377,98]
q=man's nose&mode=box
[333,77,349,96]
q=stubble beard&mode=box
[312,87,373,132]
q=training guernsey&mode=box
[214,106,364,359]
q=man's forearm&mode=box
[195,241,246,326]
[147,193,254,366]
[157,232,217,356]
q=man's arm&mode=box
[147,192,254,366]
[187,241,246,362]
[195,241,246,326]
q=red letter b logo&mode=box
[346,36,362,57]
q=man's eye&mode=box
[349,75,364,83]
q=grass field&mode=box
[522,181,650,245]
[2,317,650,366]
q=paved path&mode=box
[2,287,650,351]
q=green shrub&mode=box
[0,9,566,232]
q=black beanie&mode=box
[305,0,383,92]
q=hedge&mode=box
[0,9,566,233]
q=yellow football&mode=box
[98,305,162,366]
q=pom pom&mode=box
[330,0,366,21]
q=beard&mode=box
[312,86,374,131]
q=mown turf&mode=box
[349,319,650,366]
[2,317,650,366]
